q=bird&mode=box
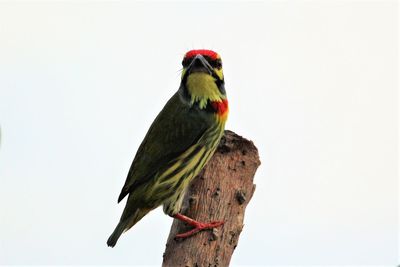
[107,49,228,247]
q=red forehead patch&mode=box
[184,49,219,60]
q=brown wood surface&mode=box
[162,130,260,267]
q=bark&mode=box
[162,130,260,267]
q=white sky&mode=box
[0,1,398,266]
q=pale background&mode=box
[0,1,398,266]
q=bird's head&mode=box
[180,49,227,114]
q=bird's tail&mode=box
[107,220,127,247]
[107,208,150,247]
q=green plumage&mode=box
[107,51,227,247]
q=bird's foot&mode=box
[173,213,224,239]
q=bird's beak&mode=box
[186,55,214,75]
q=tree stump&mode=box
[162,130,260,267]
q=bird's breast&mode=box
[210,99,229,121]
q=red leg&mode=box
[173,213,224,239]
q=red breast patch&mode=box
[211,99,229,116]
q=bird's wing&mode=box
[117,92,211,202]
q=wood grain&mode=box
[162,130,260,267]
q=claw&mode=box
[173,213,224,239]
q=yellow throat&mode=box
[186,73,224,109]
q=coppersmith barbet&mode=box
[107,49,228,247]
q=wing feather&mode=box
[117,92,211,202]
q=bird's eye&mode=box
[212,60,222,70]
[182,59,190,67]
